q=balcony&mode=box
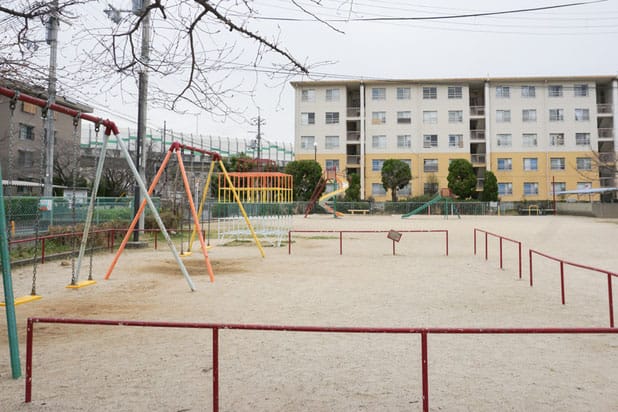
[470,130,485,141]
[470,153,486,164]
[347,107,361,117]
[346,155,361,165]
[600,176,616,188]
[597,104,613,115]
[476,178,485,191]
[598,128,614,140]
[347,131,361,142]
[470,106,485,117]
[599,152,616,163]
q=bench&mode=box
[348,209,369,215]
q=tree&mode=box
[447,159,476,199]
[284,160,322,201]
[344,173,361,201]
[97,167,134,197]
[381,159,411,202]
[480,170,498,201]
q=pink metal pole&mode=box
[560,262,566,305]
[421,332,429,412]
[288,231,292,255]
[518,243,522,279]
[213,327,219,412]
[25,318,33,403]
[339,231,343,255]
[473,229,477,255]
[485,232,488,260]
[529,250,534,287]
[499,238,503,269]
[445,231,449,256]
[608,274,614,328]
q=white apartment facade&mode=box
[291,76,617,202]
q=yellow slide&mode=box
[318,175,349,217]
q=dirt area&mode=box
[1,214,617,411]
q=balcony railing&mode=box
[476,178,485,190]
[600,176,616,188]
[347,131,360,141]
[346,155,361,165]
[347,107,360,117]
[470,130,486,141]
[470,106,485,116]
[598,128,614,139]
[597,104,613,114]
[471,153,486,164]
[599,152,616,163]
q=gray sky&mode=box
[61,0,618,145]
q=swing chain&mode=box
[69,113,81,285]
[31,112,49,296]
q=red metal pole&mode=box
[213,327,219,412]
[288,231,291,255]
[499,237,503,269]
[155,231,158,250]
[41,238,45,264]
[608,274,614,328]
[529,250,534,287]
[485,232,488,260]
[552,176,557,216]
[421,332,428,412]
[473,229,477,255]
[560,262,566,305]
[518,243,522,279]
[392,239,395,256]
[339,231,342,255]
[25,318,33,403]
[445,231,448,256]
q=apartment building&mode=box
[291,76,617,201]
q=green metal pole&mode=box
[0,165,22,378]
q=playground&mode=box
[1,214,617,411]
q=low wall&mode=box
[557,202,618,218]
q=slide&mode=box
[401,193,443,218]
[318,175,349,217]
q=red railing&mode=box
[473,228,522,278]
[529,249,617,327]
[25,317,617,411]
[288,230,448,256]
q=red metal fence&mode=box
[25,317,617,411]
[288,230,449,256]
[529,249,617,327]
[473,228,522,278]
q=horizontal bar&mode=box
[530,249,618,278]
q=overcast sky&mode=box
[61,0,618,145]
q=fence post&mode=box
[473,229,477,255]
[499,237,503,269]
[445,231,448,256]
[518,243,522,279]
[560,261,566,305]
[484,232,488,260]
[288,231,291,255]
[529,250,534,287]
[339,231,343,255]
[421,331,429,412]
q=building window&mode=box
[576,133,591,146]
[521,86,536,98]
[496,134,512,147]
[397,87,411,100]
[424,182,438,195]
[21,102,37,115]
[325,135,339,149]
[19,124,35,140]
[550,133,564,146]
[325,88,340,102]
[496,110,511,122]
[548,85,563,97]
[397,111,411,124]
[574,84,589,97]
[325,112,339,124]
[448,134,463,148]
[372,159,385,171]
[372,135,387,149]
[523,158,538,171]
[17,150,34,167]
[372,111,386,125]
[550,157,565,170]
[399,184,411,196]
[522,133,538,147]
[300,136,315,150]
[423,87,437,99]
[552,182,566,194]
[498,182,513,195]
[397,134,411,148]
[424,159,438,172]
[576,157,592,170]
[372,183,386,196]
[448,86,462,99]
[423,111,437,124]
[549,109,564,121]
[301,112,315,125]
[301,89,315,102]
[325,159,340,170]
[522,109,537,122]
[423,134,438,148]
[577,182,592,191]
[401,159,412,168]
[496,86,510,98]
[574,108,590,121]
[372,88,386,100]
[497,158,512,171]
[523,182,539,195]
[448,110,463,123]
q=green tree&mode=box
[480,171,499,201]
[284,160,323,201]
[447,159,477,199]
[344,173,361,201]
[381,159,412,202]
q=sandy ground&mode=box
[1,214,617,411]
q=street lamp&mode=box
[314,142,317,162]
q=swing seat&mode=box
[180,251,193,257]
[0,295,42,307]
[66,280,97,289]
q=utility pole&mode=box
[43,0,59,197]
[251,110,265,170]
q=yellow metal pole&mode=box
[187,161,216,252]
[218,161,265,257]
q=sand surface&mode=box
[1,214,617,411]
